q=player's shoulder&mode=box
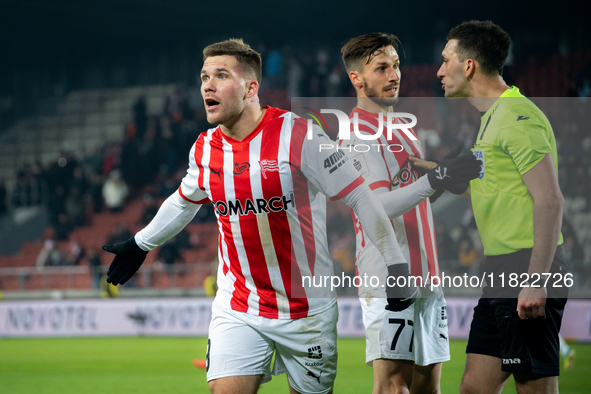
[497,104,548,133]
[350,109,381,127]
[262,106,290,120]
[283,110,324,139]
[272,106,290,118]
[194,124,221,144]
[495,88,548,130]
[264,107,297,129]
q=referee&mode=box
[419,20,567,394]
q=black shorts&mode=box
[466,247,569,376]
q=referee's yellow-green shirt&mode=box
[471,86,563,256]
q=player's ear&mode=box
[349,70,363,89]
[245,79,259,99]
[465,59,476,79]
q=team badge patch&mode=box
[474,149,485,179]
[259,160,280,179]
[351,154,370,178]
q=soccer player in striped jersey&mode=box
[340,33,481,394]
[103,38,416,394]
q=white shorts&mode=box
[360,296,450,366]
[206,301,338,394]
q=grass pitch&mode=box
[0,337,588,393]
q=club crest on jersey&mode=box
[473,149,485,179]
[259,160,280,179]
[214,192,295,216]
[233,162,250,175]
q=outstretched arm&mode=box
[373,175,434,219]
[341,183,407,268]
[135,191,202,251]
[408,146,480,201]
[103,191,203,285]
[341,183,417,310]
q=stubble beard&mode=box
[363,79,399,107]
[206,100,243,126]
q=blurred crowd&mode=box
[4,89,215,275]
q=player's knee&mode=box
[459,376,480,394]
[411,365,441,394]
[374,386,409,394]
[513,373,558,394]
[388,384,410,394]
[410,382,439,394]
[208,375,263,394]
[208,379,224,394]
[374,377,410,394]
[459,384,473,394]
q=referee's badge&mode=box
[474,149,485,179]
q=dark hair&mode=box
[341,33,400,73]
[447,20,510,76]
[203,38,262,83]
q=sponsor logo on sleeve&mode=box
[324,150,348,174]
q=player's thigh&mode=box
[209,375,263,394]
[460,353,510,394]
[411,363,442,394]
[270,303,338,394]
[288,382,333,394]
[513,372,558,394]
[206,303,274,384]
[413,297,450,366]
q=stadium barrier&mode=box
[1,297,590,341]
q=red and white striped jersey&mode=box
[179,106,364,319]
[342,107,440,297]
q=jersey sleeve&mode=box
[294,120,363,200]
[135,191,202,251]
[499,120,552,176]
[340,133,391,191]
[179,141,210,204]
